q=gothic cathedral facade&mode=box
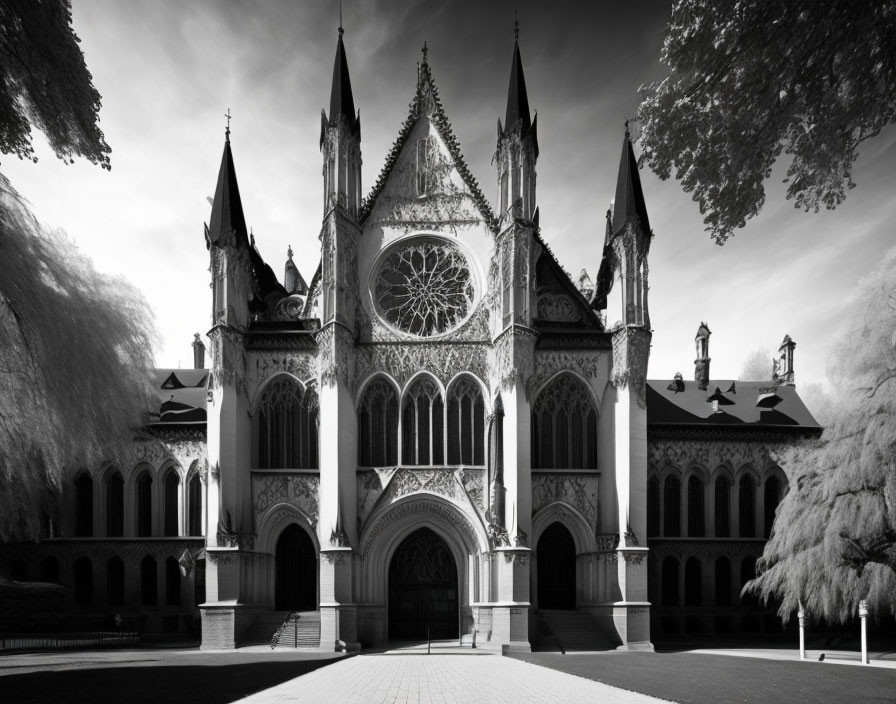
[199,30,653,651]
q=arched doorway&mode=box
[537,522,576,609]
[275,524,316,611]
[388,527,458,640]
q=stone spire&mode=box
[327,26,358,134]
[206,121,249,250]
[612,121,650,240]
[496,17,538,222]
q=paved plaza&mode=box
[236,648,666,704]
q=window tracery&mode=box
[256,377,319,469]
[401,376,444,465]
[358,378,399,466]
[373,237,475,337]
[447,377,485,465]
[531,375,597,469]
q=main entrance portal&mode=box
[537,521,576,609]
[275,524,316,611]
[388,527,458,640]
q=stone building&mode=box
[0,27,819,651]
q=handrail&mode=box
[0,631,138,652]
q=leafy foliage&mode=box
[0,0,111,168]
[738,347,772,381]
[638,1,896,243]
[0,175,157,541]
[747,247,896,623]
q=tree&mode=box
[0,2,153,541]
[637,1,896,244]
[0,0,111,168]
[746,246,896,623]
[738,347,772,381]
[0,176,158,541]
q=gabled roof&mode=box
[206,135,250,249]
[360,51,497,231]
[646,379,821,432]
[532,229,604,331]
[612,125,650,237]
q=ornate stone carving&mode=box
[647,436,786,475]
[366,126,483,234]
[1,538,206,565]
[536,294,581,323]
[621,550,646,566]
[527,350,604,399]
[611,324,651,409]
[209,326,247,395]
[647,538,765,564]
[361,497,481,558]
[357,468,399,526]
[355,343,488,390]
[251,351,316,391]
[206,549,242,566]
[532,473,600,529]
[252,473,320,523]
[316,323,354,388]
[500,549,530,566]
[460,468,485,513]
[595,533,621,551]
[215,533,255,551]
[489,326,537,393]
[321,549,350,566]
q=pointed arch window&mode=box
[257,377,319,469]
[136,471,153,537]
[75,473,93,537]
[687,475,705,537]
[106,471,124,537]
[715,475,730,538]
[647,476,660,537]
[739,475,756,538]
[107,557,125,606]
[163,470,180,537]
[402,376,444,466]
[358,378,398,466]
[166,556,181,606]
[447,377,485,465]
[74,557,93,606]
[663,475,681,537]
[187,473,203,536]
[141,556,157,606]
[531,375,598,469]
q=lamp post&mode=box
[798,601,806,661]
[859,599,869,665]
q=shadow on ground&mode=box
[507,651,895,704]
[0,653,345,704]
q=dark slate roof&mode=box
[206,137,250,249]
[504,39,531,135]
[360,53,497,231]
[647,379,821,432]
[150,369,207,427]
[327,28,359,135]
[612,127,650,237]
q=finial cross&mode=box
[514,11,519,42]
[225,108,232,139]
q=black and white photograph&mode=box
[1,1,895,702]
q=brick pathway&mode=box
[236,650,673,704]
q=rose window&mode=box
[373,237,475,337]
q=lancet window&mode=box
[531,375,598,469]
[401,376,444,466]
[256,377,319,469]
[358,378,399,466]
[447,376,485,465]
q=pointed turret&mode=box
[603,123,652,328]
[496,19,538,223]
[326,27,359,135]
[206,126,249,250]
[612,122,650,239]
[321,26,362,217]
[504,35,531,135]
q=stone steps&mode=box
[239,610,320,649]
[536,610,619,652]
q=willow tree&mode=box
[747,247,896,623]
[0,1,155,541]
[638,1,896,244]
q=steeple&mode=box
[327,26,359,135]
[496,17,538,223]
[321,25,362,217]
[612,121,650,238]
[504,19,531,135]
[206,120,249,250]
